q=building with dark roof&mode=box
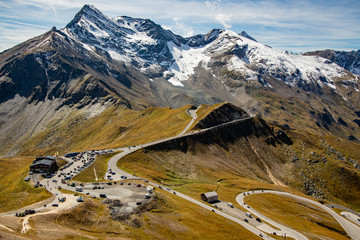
[30,156,58,175]
[201,191,218,203]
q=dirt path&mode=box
[93,166,98,181]
[0,222,15,232]
[249,142,286,187]
[21,194,79,234]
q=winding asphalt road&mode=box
[237,190,360,240]
[107,108,360,240]
[6,107,359,239]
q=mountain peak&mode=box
[239,31,257,42]
[80,4,101,15]
[65,4,108,29]
[205,29,224,42]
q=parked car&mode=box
[24,177,30,181]
[52,204,58,207]
[99,194,107,198]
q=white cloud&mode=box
[172,18,194,37]
[205,0,221,9]
[215,13,231,29]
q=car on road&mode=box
[24,177,30,181]
[244,218,248,222]
[246,212,252,218]
[256,217,262,222]
[227,202,234,208]
[52,204,58,207]
[99,194,107,198]
[77,197,84,202]
[136,201,142,205]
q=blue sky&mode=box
[0,0,359,53]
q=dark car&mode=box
[256,217,262,223]
[52,204,58,207]
[99,194,107,198]
[244,218,248,222]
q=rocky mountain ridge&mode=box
[0,4,360,156]
[304,49,360,75]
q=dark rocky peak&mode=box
[185,29,224,47]
[239,31,257,42]
[66,4,109,28]
[186,34,206,47]
[205,29,224,43]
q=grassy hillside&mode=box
[117,117,360,212]
[0,156,52,212]
[20,105,192,156]
[245,193,348,240]
[73,152,119,182]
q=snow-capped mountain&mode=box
[58,5,357,92]
[304,49,360,75]
[1,4,360,154]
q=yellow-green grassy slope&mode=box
[20,105,193,156]
[73,152,119,182]
[245,193,348,240]
[0,156,52,212]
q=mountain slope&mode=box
[1,4,360,157]
[304,49,360,75]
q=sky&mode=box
[0,0,359,53]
